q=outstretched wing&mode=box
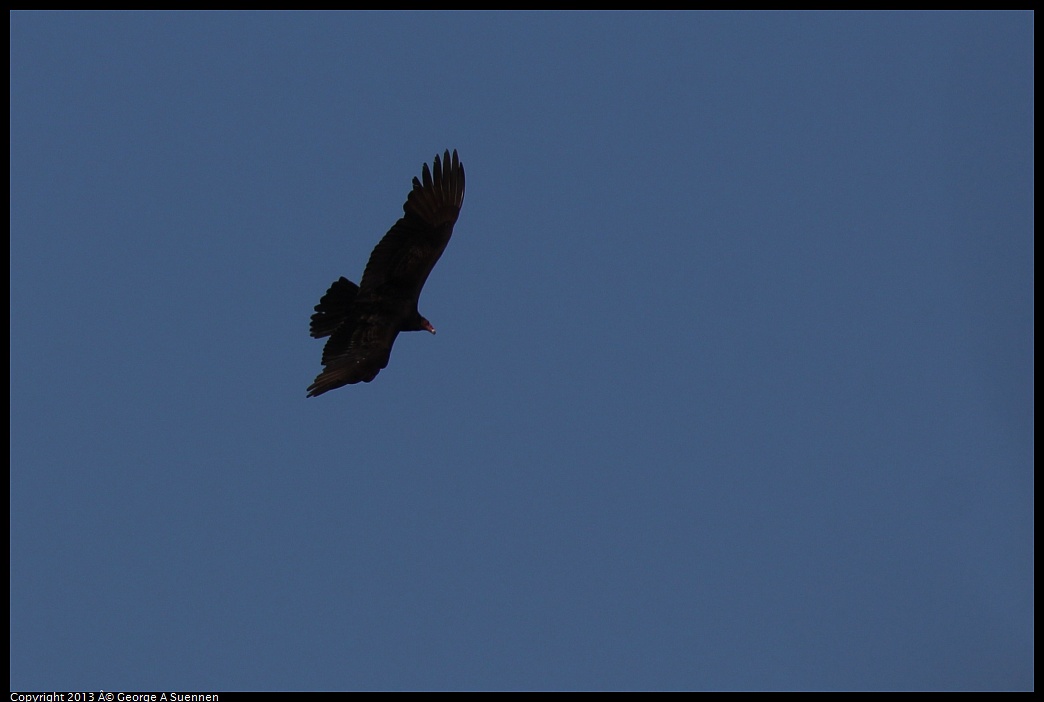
[307,301,401,396]
[358,149,465,303]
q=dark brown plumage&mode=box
[307,150,465,397]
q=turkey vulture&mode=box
[307,150,465,397]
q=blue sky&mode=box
[9,11,1033,691]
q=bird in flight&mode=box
[307,150,465,397]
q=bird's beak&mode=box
[423,320,436,334]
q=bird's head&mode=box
[406,311,436,335]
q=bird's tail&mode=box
[309,276,359,339]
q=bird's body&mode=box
[307,150,465,397]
